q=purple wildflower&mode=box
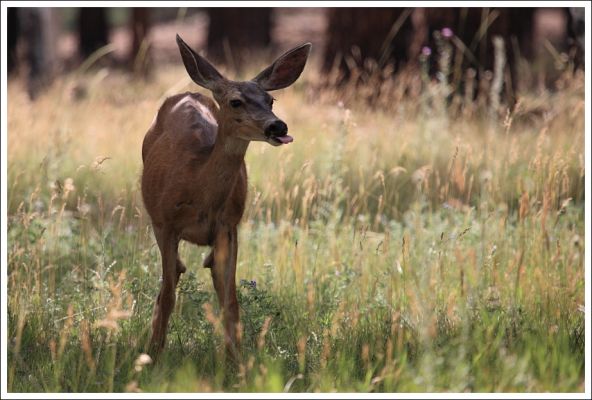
[421,46,432,57]
[441,27,454,39]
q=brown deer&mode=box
[141,34,311,358]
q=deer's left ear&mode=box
[252,43,312,91]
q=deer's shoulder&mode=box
[143,92,219,162]
[164,92,218,126]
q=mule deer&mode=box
[141,34,311,358]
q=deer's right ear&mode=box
[176,34,224,91]
[252,43,312,91]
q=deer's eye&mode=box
[230,99,243,108]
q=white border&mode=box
[1,1,590,399]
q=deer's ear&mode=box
[176,34,224,90]
[252,43,312,91]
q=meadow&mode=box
[6,57,586,392]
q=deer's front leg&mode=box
[211,226,240,360]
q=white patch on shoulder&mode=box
[194,102,218,126]
[170,95,194,113]
[170,95,218,127]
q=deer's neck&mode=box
[202,121,248,204]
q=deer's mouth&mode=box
[269,134,294,146]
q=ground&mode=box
[6,54,585,392]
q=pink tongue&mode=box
[276,135,294,144]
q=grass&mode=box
[5,57,585,392]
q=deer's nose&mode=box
[265,120,288,137]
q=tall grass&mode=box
[6,56,585,392]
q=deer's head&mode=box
[176,34,311,146]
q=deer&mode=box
[141,34,311,359]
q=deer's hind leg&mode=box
[149,226,184,356]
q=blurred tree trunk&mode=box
[78,8,109,59]
[18,8,59,99]
[206,8,272,67]
[322,8,417,79]
[421,8,535,105]
[323,8,535,94]
[565,7,584,69]
[130,8,152,77]
[8,7,20,74]
[422,8,534,68]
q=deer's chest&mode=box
[177,209,217,246]
[177,174,247,246]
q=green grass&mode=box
[6,63,585,392]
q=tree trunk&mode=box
[8,7,20,74]
[130,8,151,76]
[206,8,272,67]
[322,8,416,79]
[421,8,535,105]
[78,8,109,59]
[18,8,59,99]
